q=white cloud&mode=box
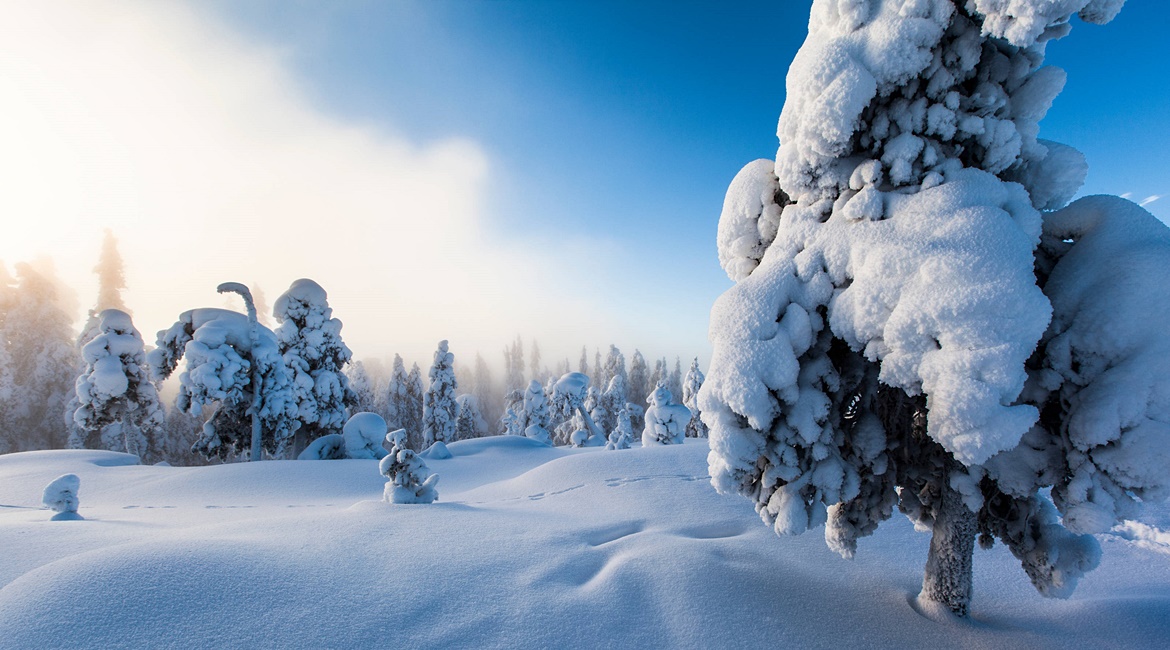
[0,0,634,367]
[1140,195,1162,207]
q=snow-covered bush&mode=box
[642,383,689,446]
[68,309,164,460]
[274,279,354,454]
[42,473,82,521]
[380,429,439,504]
[701,0,1140,617]
[423,341,458,447]
[149,308,297,461]
[343,412,391,460]
[606,406,634,450]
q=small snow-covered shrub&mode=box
[42,474,82,521]
[380,429,439,504]
[606,407,634,450]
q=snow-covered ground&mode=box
[0,438,1167,649]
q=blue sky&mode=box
[2,1,1165,372]
[207,0,1167,343]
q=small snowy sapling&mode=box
[380,429,439,504]
[42,474,83,521]
[642,382,689,446]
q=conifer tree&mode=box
[69,309,164,460]
[422,340,457,447]
[273,279,354,455]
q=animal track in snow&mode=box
[604,474,709,488]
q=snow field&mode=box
[0,438,1167,648]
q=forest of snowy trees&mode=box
[0,232,708,464]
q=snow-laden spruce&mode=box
[380,429,439,504]
[700,0,1150,617]
[42,473,83,521]
[454,394,487,441]
[68,309,163,460]
[273,279,354,455]
[422,340,458,447]
[150,308,297,461]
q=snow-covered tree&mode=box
[77,230,129,347]
[348,360,377,416]
[455,394,487,440]
[149,308,297,461]
[274,279,354,456]
[0,263,78,451]
[701,0,1139,617]
[473,353,500,431]
[500,388,526,437]
[422,340,457,447]
[380,429,439,504]
[529,340,543,385]
[405,363,426,450]
[159,404,207,466]
[383,354,409,431]
[603,345,627,388]
[682,357,707,438]
[649,358,667,396]
[598,374,627,436]
[627,350,650,431]
[504,336,525,392]
[592,349,603,390]
[606,406,634,451]
[551,372,604,446]
[642,382,689,446]
[68,309,164,460]
[522,380,551,444]
[668,358,683,405]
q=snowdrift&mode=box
[0,440,1167,648]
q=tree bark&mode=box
[920,468,978,617]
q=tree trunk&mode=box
[920,469,978,617]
